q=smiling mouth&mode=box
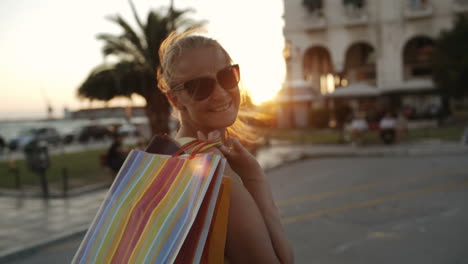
[211,102,232,112]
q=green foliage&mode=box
[269,128,342,144]
[0,149,109,189]
[267,126,463,145]
[432,15,468,99]
[408,126,464,142]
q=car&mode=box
[116,123,139,137]
[63,125,112,144]
[8,127,61,151]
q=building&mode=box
[70,106,146,120]
[279,0,468,127]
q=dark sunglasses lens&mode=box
[185,77,216,100]
[218,65,240,90]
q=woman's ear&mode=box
[167,93,186,111]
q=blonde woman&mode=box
[157,31,294,264]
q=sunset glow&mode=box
[197,1,286,105]
[0,0,285,118]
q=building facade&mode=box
[279,0,468,128]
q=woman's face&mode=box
[171,46,240,131]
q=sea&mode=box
[0,116,150,142]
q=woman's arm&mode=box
[196,131,294,263]
[224,168,282,264]
[222,139,294,264]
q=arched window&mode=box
[302,46,334,94]
[343,42,376,84]
[403,36,434,80]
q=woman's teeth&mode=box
[212,102,231,112]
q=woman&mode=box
[157,31,294,263]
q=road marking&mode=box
[282,179,468,225]
[276,167,468,207]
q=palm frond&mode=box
[106,14,147,59]
[128,0,145,33]
[96,33,145,62]
[77,61,150,101]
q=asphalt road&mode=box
[6,154,468,264]
[269,155,468,264]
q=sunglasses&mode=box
[170,64,240,101]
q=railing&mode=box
[404,0,433,19]
[344,4,368,26]
[304,9,327,31]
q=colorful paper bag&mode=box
[72,139,230,264]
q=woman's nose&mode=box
[210,82,229,100]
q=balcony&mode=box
[453,0,468,13]
[302,0,326,31]
[404,0,433,19]
[344,4,369,26]
[303,10,327,31]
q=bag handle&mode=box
[173,139,222,159]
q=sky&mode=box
[0,0,286,120]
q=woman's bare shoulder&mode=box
[224,176,280,264]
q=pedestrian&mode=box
[0,134,5,153]
[379,112,397,144]
[106,133,128,175]
[157,30,294,263]
[349,112,368,145]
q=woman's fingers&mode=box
[197,131,207,141]
[218,144,233,157]
[231,138,247,154]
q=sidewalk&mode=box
[1,140,467,261]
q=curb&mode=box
[0,225,88,263]
[0,182,110,198]
[263,147,468,172]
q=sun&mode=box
[217,36,286,105]
[199,0,286,105]
[242,64,285,105]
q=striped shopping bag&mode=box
[72,137,231,264]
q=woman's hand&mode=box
[219,138,263,179]
[196,131,263,182]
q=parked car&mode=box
[8,127,61,151]
[117,123,139,137]
[63,125,112,144]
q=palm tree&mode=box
[78,1,204,134]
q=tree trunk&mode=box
[144,90,171,136]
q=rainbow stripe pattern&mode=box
[72,149,226,264]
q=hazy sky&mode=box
[0,0,285,119]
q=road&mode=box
[5,154,468,264]
[270,155,468,264]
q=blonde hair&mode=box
[157,30,259,147]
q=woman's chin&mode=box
[203,111,237,129]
